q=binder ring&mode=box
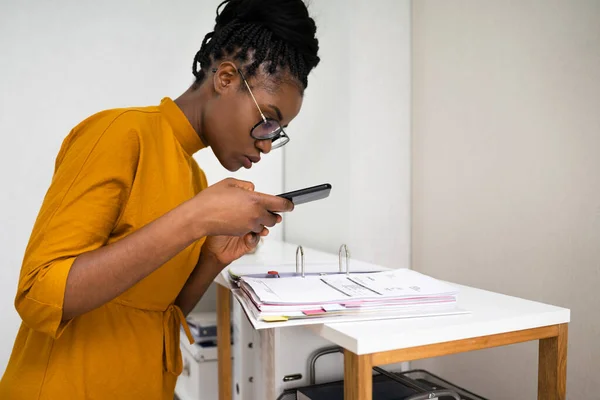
[339,244,350,276]
[296,245,305,278]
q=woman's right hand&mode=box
[185,178,294,238]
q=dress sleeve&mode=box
[15,115,140,338]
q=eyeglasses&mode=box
[212,68,290,149]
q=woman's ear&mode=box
[212,62,240,95]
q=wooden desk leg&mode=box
[217,284,232,400]
[538,323,568,400]
[344,349,373,400]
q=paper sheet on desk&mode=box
[232,268,468,329]
[327,269,459,297]
[241,268,459,305]
[232,288,470,330]
[242,275,350,304]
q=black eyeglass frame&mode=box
[211,67,290,149]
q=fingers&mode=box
[262,210,279,228]
[244,228,269,250]
[244,232,260,247]
[227,178,255,191]
[253,192,294,212]
[246,220,275,236]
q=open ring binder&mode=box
[229,242,465,328]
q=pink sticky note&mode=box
[302,309,325,316]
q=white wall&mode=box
[412,0,600,398]
[0,0,282,374]
[284,0,412,270]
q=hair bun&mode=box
[193,0,319,88]
[214,0,318,56]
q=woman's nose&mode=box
[256,139,272,154]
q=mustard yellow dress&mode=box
[0,98,207,399]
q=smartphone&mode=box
[277,183,332,205]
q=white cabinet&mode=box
[175,323,221,400]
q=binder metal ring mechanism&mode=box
[228,243,356,282]
[297,243,351,278]
[338,244,350,276]
[296,245,305,277]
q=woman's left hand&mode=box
[201,227,269,267]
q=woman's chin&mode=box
[224,163,242,172]
[221,160,244,172]
[215,153,241,172]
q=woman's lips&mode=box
[242,156,252,169]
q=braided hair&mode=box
[192,0,320,91]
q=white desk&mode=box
[311,284,570,355]
[310,285,570,400]
[215,241,570,400]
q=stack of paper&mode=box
[231,268,464,323]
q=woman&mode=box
[0,0,320,398]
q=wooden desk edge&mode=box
[217,284,232,400]
[369,323,563,365]
[344,323,568,400]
